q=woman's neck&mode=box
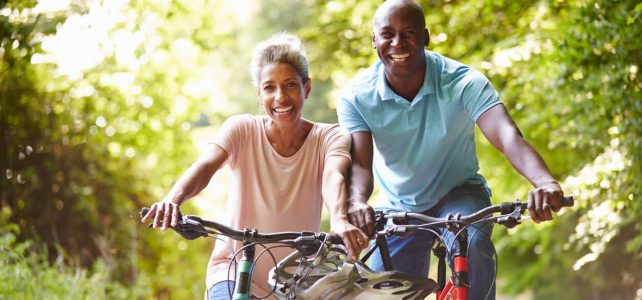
[264,118,313,157]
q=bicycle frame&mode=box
[371,219,470,300]
[232,242,254,300]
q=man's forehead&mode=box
[373,2,425,28]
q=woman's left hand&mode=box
[331,219,370,261]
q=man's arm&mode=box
[347,131,376,237]
[322,155,369,260]
[141,144,229,230]
[477,104,564,223]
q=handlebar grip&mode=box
[561,196,574,207]
[140,207,151,219]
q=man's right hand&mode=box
[347,200,375,238]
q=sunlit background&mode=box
[2,0,641,299]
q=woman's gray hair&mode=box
[250,33,309,87]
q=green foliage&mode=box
[1,0,217,298]
[2,0,640,298]
[0,211,150,299]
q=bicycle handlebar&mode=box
[381,196,574,230]
[140,208,343,252]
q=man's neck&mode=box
[384,62,426,102]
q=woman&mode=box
[141,33,368,299]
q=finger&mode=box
[339,232,356,260]
[141,205,156,223]
[550,192,564,213]
[171,204,179,227]
[363,207,375,238]
[153,204,163,228]
[541,202,553,221]
[351,232,368,260]
[348,211,359,228]
[528,192,540,223]
[355,212,367,234]
[162,202,172,231]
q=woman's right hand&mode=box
[140,201,181,231]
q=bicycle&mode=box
[141,195,573,300]
[139,208,434,299]
[364,195,574,300]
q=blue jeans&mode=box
[369,184,496,300]
[207,280,235,300]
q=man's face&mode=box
[372,5,428,77]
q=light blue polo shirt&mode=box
[337,50,501,212]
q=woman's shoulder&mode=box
[222,114,264,129]
[309,122,350,145]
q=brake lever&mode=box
[496,206,524,229]
[172,216,209,240]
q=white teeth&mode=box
[274,106,293,113]
[391,54,410,62]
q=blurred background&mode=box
[1,0,641,299]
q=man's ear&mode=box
[372,32,377,48]
[424,28,430,47]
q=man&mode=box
[336,0,565,299]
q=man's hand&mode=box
[528,181,564,223]
[331,219,370,261]
[347,200,375,238]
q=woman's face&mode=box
[258,63,310,126]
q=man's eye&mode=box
[287,82,298,88]
[404,31,416,37]
[263,85,273,91]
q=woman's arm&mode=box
[141,143,229,230]
[322,155,369,260]
[477,104,565,223]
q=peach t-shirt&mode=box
[205,114,351,296]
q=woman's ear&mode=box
[304,79,312,99]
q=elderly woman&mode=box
[141,33,368,299]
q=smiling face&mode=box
[372,1,429,78]
[258,62,311,127]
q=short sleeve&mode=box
[458,69,502,121]
[336,89,371,133]
[321,124,351,163]
[211,114,251,166]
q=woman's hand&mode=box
[140,201,181,231]
[331,218,370,261]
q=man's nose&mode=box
[391,35,403,47]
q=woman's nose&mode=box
[275,88,286,103]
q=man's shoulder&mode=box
[426,50,470,77]
[425,50,491,91]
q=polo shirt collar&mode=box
[376,50,436,103]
